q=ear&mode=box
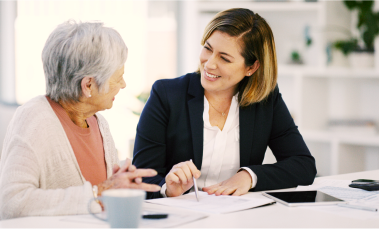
[81,76,93,98]
[245,60,260,77]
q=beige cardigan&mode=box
[0,96,119,219]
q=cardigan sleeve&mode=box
[247,87,317,191]
[0,135,101,220]
[133,81,169,199]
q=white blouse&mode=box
[198,94,257,189]
[160,94,257,197]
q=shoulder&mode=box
[152,72,200,95]
[11,96,56,126]
[255,84,280,107]
[3,95,65,153]
[15,95,51,114]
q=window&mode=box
[13,0,177,159]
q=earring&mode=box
[89,94,91,98]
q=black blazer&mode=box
[133,72,316,199]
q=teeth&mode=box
[206,72,220,78]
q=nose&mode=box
[120,77,126,89]
[204,54,217,70]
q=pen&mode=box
[338,203,378,212]
[190,159,199,202]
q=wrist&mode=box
[238,169,253,189]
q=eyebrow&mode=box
[205,41,235,59]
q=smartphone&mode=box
[349,179,379,191]
[352,179,379,183]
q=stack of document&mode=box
[146,191,275,214]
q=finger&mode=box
[206,186,220,195]
[215,186,229,196]
[202,183,220,191]
[180,162,194,182]
[134,177,142,184]
[173,168,188,185]
[232,188,243,196]
[166,172,180,184]
[187,161,201,179]
[131,183,161,192]
[126,168,158,179]
[203,183,220,195]
[119,158,132,173]
[222,187,238,196]
[128,164,136,173]
[112,164,120,174]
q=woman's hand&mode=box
[202,170,252,196]
[165,160,201,197]
[97,158,161,196]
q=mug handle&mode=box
[88,197,107,221]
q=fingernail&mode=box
[152,170,157,175]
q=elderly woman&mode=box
[0,21,160,219]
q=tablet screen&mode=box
[264,191,343,204]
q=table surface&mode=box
[1,170,378,228]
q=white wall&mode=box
[0,104,17,152]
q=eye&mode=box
[221,56,231,63]
[204,46,211,51]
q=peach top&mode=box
[46,96,107,185]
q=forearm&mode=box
[0,181,100,219]
[248,155,316,191]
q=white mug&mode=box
[88,189,146,228]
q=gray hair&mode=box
[42,20,128,102]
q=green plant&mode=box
[334,0,379,55]
[131,92,150,116]
[333,39,358,56]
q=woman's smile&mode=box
[204,70,221,81]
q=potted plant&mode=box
[333,0,379,68]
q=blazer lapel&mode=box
[239,104,256,167]
[187,74,204,170]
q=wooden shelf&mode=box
[198,1,322,13]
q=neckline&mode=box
[204,94,239,132]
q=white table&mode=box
[1,170,378,228]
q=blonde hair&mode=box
[201,8,277,106]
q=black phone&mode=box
[352,179,379,183]
[349,179,379,191]
[142,214,168,219]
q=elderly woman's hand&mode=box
[97,158,161,196]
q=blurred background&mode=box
[1,0,378,177]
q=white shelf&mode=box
[302,130,379,147]
[198,1,322,13]
[189,0,379,176]
[278,65,379,79]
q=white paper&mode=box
[60,205,208,228]
[145,191,274,214]
[296,179,379,201]
[141,206,208,228]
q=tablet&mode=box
[262,190,345,207]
